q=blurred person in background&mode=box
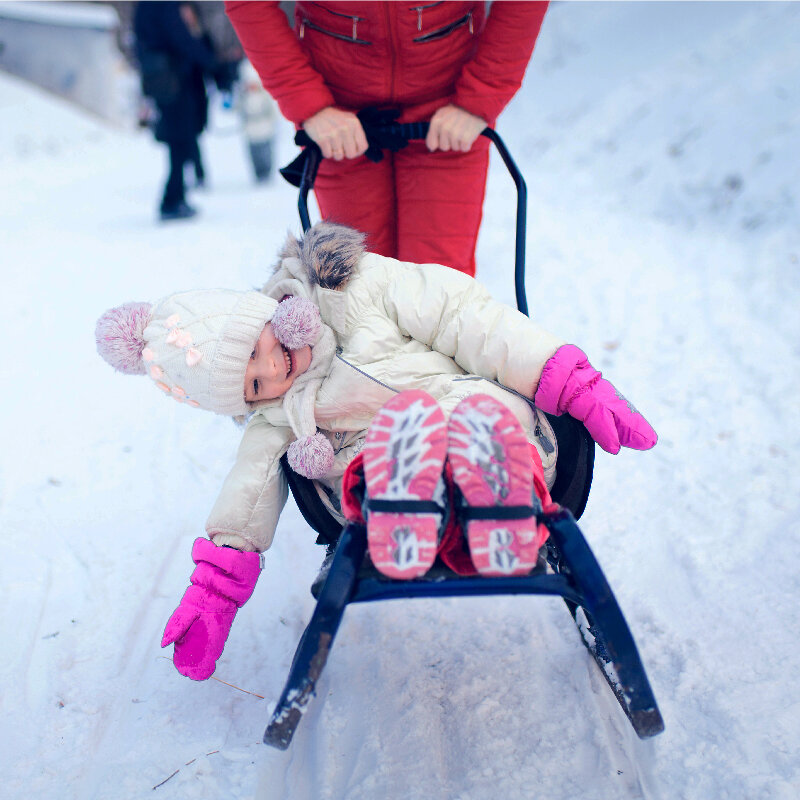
[192,1,246,185]
[134,1,223,221]
[238,58,277,182]
[224,1,548,276]
[192,3,278,185]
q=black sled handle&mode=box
[289,125,530,317]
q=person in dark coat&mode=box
[134,1,218,221]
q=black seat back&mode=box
[281,454,343,545]
[543,413,594,519]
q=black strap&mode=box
[366,499,444,515]
[460,505,540,521]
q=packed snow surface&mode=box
[1,2,798,798]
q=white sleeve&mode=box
[378,257,565,396]
[205,415,293,553]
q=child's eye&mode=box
[250,349,255,359]
[253,379,259,396]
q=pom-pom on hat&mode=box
[95,302,153,376]
[96,288,335,479]
[271,295,321,350]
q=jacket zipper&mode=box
[299,16,371,45]
[410,2,444,31]
[413,11,473,43]
[534,422,556,455]
[336,351,399,394]
[385,4,399,103]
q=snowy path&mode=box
[2,2,799,799]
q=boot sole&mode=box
[448,394,546,576]
[362,390,447,579]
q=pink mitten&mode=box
[535,345,657,455]
[161,538,261,680]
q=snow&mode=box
[2,2,799,798]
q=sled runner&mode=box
[265,125,665,749]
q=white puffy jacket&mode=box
[207,224,565,553]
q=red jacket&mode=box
[225,1,548,126]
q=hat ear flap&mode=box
[271,296,321,350]
[95,302,153,375]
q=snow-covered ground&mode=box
[2,2,799,798]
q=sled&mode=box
[265,124,664,750]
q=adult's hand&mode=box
[426,104,487,152]
[302,107,369,160]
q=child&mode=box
[96,222,656,681]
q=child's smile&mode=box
[244,323,312,402]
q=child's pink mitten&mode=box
[161,538,261,680]
[534,345,657,455]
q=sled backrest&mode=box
[281,453,342,545]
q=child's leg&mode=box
[435,461,478,576]
[437,445,553,576]
[447,395,550,576]
[340,394,553,578]
[361,390,448,579]
[340,452,367,525]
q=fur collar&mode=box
[277,222,366,291]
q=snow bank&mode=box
[1,2,799,799]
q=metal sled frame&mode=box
[265,126,664,749]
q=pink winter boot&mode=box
[362,390,448,579]
[448,394,548,576]
[161,538,261,680]
[535,345,657,454]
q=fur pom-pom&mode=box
[272,296,322,350]
[287,432,335,479]
[95,302,153,375]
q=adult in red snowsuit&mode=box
[225,1,548,276]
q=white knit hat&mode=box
[95,290,334,480]
[96,289,278,417]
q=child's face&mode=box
[244,323,312,402]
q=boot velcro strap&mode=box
[366,499,444,515]
[460,505,539,521]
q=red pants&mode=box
[341,444,553,576]
[314,139,490,277]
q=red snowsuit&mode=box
[225,1,548,275]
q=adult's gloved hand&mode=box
[161,538,261,680]
[534,345,657,455]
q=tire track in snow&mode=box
[77,413,219,798]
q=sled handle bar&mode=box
[293,125,530,317]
